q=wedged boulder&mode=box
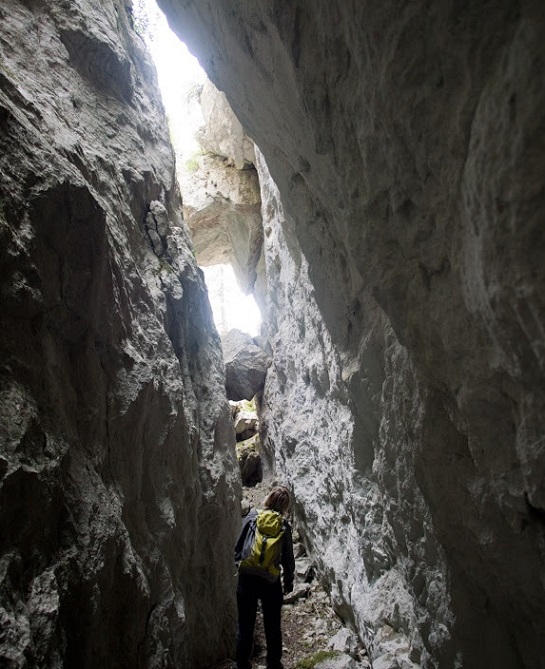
[182,81,263,296]
[235,410,259,440]
[222,329,271,401]
[183,152,263,294]
[236,433,263,486]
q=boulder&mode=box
[182,152,263,295]
[223,329,271,401]
[283,583,311,605]
[236,433,263,486]
[328,629,363,657]
[295,558,315,583]
[234,409,259,440]
[231,398,257,415]
[181,81,263,296]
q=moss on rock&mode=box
[294,650,342,669]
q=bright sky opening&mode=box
[135,0,262,337]
[203,265,262,337]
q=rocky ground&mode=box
[208,480,371,669]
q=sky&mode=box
[134,0,206,159]
[135,0,262,337]
[203,265,262,337]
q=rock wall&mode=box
[0,1,239,667]
[256,153,440,667]
[159,1,545,667]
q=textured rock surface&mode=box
[0,1,239,667]
[183,153,263,294]
[159,2,545,667]
[315,654,359,669]
[222,329,271,401]
[232,400,261,486]
[234,410,258,441]
[236,434,263,487]
[256,156,425,668]
[197,79,255,170]
[182,82,263,295]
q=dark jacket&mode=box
[234,507,295,590]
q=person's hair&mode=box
[263,485,291,515]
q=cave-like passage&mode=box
[136,7,363,666]
[3,0,545,667]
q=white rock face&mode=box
[182,82,263,295]
[159,1,545,667]
[197,79,256,169]
[183,153,263,293]
[0,1,239,667]
[256,153,441,666]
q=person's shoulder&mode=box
[245,506,259,521]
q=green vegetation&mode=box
[130,0,159,42]
[238,398,257,413]
[184,149,203,172]
[235,432,261,460]
[185,157,199,172]
[294,650,341,669]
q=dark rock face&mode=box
[222,329,271,401]
[0,1,239,667]
[159,1,545,667]
[232,401,262,486]
[237,434,263,488]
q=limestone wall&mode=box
[160,1,545,667]
[0,1,239,666]
[256,152,449,668]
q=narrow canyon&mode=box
[1,1,544,668]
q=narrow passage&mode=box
[229,477,371,669]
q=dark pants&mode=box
[236,573,284,669]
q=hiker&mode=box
[234,485,296,669]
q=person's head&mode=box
[263,485,291,516]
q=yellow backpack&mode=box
[240,509,285,577]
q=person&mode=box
[234,485,295,669]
